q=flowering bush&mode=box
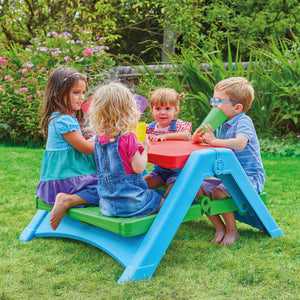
[0,30,117,145]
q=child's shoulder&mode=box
[50,113,79,133]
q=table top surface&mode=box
[148,140,218,169]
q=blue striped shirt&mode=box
[215,113,265,193]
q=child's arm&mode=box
[198,124,248,151]
[62,130,94,154]
[149,129,191,142]
[131,136,150,174]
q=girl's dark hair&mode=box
[41,67,87,137]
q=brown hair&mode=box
[149,88,184,109]
[215,77,254,112]
[41,67,87,137]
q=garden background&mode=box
[0,1,299,299]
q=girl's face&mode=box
[151,103,178,128]
[67,79,86,111]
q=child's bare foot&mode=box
[211,228,226,243]
[50,193,70,230]
[220,231,240,246]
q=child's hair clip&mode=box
[178,93,184,100]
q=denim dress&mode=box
[94,135,161,217]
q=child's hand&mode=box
[192,128,205,143]
[201,124,217,145]
[141,135,150,152]
[149,134,167,142]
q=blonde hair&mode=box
[215,77,255,112]
[89,82,140,139]
[150,88,184,109]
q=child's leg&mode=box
[50,193,90,230]
[143,173,164,189]
[211,188,239,246]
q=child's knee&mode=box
[212,188,227,200]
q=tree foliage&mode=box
[0,0,299,62]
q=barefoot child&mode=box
[192,77,265,245]
[89,82,164,217]
[143,88,192,197]
[36,67,99,230]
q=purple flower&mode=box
[24,61,34,68]
[47,31,58,37]
[37,47,48,52]
[60,32,71,38]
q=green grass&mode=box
[0,145,299,299]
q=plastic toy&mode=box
[20,142,283,284]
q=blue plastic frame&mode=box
[20,148,283,284]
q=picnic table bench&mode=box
[20,141,283,284]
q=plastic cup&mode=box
[198,107,228,132]
[134,122,146,142]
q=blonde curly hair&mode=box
[89,82,140,139]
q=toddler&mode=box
[144,88,192,197]
[89,82,164,217]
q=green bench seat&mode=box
[36,192,266,237]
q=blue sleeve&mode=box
[55,115,80,135]
[236,117,255,141]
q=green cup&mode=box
[198,107,228,132]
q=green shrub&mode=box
[0,31,118,145]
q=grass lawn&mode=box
[0,146,299,299]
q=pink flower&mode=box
[21,68,28,74]
[83,46,93,57]
[64,56,70,63]
[0,87,3,92]
[37,91,41,96]
[21,87,28,93]
[0,56,7,63]
[97,36,104,41]
[28,95,32,99]
[1,65,5,69]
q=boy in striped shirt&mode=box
[192,77,265,245]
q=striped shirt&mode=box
[215,113,265,193]
[146,119,192,137]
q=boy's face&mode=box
[212,90,241,120]
[151,104,178,128]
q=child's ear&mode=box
[236,103,244,113]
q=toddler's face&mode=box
[151,104,178,128]
[68,79,86,111]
